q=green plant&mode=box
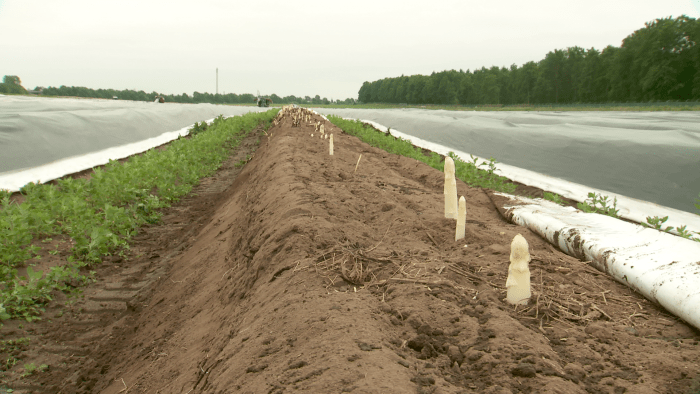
[695,192,700,214]
[449,153,516,192]
[188,121,208,136]
[0,338,29,373]
[21,362,47,377]
[642,216,700,242]
[0,305,9,321]
[0,189,11,200]
[577,192,619,218]
[642,216,673,232]
[234,154,252,169]
[543,192,565,205]
[674,225,696,239]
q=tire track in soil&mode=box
[4,110,700,394]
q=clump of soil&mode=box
[2,109,699,394]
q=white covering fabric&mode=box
[0,96,267,191]
[498,193,700,331]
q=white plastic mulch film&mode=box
[0,95,268,191]
[499,194,700,331]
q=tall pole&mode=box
[216,68,218,95]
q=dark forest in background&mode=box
[358,16,700,105]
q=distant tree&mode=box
[3,75,22,86]
[436,76,458,104]
[458,73,475,104]
[628,16,697,100]
[0,75,28,94]
[536,49,566,103]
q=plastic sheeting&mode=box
[497,193,700,331]
[0,95,267,190]
[0,122,199,191]
[314,108,700,215]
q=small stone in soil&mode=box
[512,363,536,378]
[411,376,436,386]
[246,364,268,373]
[288,360,308,369]
[347,354,361,362]
[357,342,381,351]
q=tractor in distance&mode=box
[255,90,273,107]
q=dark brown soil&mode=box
[1,109,699,394]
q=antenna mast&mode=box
[216,68,218,95]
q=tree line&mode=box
[1,74,355,105]
[358,15,700,105]
[28,85,354,106]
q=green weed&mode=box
[642,216,674,233]
[642,216,700,242]
[234,154,252,168]
[188,121,208,136]
[0,338,29,373]
[577,192,619,218]
[21,362,47,377]
[543,192,565,206]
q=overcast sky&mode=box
[2,0,700,100]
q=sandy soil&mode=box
[1,109,699,394]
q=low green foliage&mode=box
[577,192,620,218]
[0,338,29,373]
[578,195,700,242]
[327,116,516,193]
[448,153,517,193]
[642,215,674,232]
[0,109,278,322]
[188,120,208,136]
[543,192,565,205]
[642,216,700,242]
[21,362,47,377]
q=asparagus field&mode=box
[0,109,698,394]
